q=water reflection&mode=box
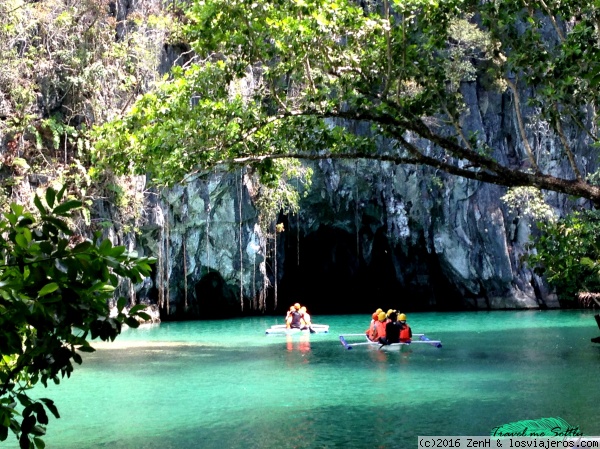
[286,334,311,354]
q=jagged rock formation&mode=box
[144,162,560,318]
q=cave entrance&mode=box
[195,271,239,319]
[277,223,463,315]
[278,225,402,315]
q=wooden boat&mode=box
[338,333,442,349]
[265,324,329,335]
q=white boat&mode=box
[265,324,329,335]
[338,333,442,350]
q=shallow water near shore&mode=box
[10,310,600,448]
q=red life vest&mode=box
[400,324,412,342]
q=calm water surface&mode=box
[11,311,600,448]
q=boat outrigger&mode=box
[265,324,329,335]
[338,333,442,350]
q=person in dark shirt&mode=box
[380,311,402,345]
[286,303,303,329]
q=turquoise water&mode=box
[8,310,600,448]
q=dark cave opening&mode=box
[194,271,239,319]
[277,224,463,316]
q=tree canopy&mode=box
[526,209,600,304]
[94,0,600,204]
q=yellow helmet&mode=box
[294,303,301,310]
[387,309,395,317]
[398,313,407,321]
[378,312,387,322]
[375,308,383,314]
[300,306,307,313]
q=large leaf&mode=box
[42,216,73,235]
[33,194,48,215]
[52,200,82,216]
[45,188,56,209]
[37,283,59,297]
[38,400,59,419]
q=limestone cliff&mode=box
[135,74,600,316]
[3,0,594,318]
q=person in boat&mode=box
[398,313,412,343]
[299,306,316,333]
[373,308,384,326]
[285,305,295,322]
[368,311,388,342]
[379,311,402,345]
[286,303,303,329]
[365,312,379,341]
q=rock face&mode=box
[52,2,589,317]
[139,156,558,318]
[132,80,600,318]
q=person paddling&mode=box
[380,311,402,345]
[286,303,303,329]
[299,306,316,333]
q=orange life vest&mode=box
[374,320,386,339]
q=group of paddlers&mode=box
[366,309,412,345]
[285,303,315,333]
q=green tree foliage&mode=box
[254,159,312,232]
[0,0,177,212]
[527,210,600,304]
[0,186,154,449]
[95,0,600,205]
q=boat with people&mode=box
[339,308,442,349]
[265,302,328,335]
[338,333,442,350]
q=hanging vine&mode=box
[183,237,188,312]
[129,278,136,307]
[206,177,212,273]
[253,159,312,310]
[296,177,300,267]
[354,161,360,257]
[165,205,170,316]
[237,168,244,311]
[157,225,164,309]
[252,249,256,309]
[273,222,278,310]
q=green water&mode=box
[8,310,600,448]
